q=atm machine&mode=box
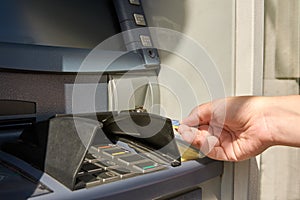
[0,1,223,199]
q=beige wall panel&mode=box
[262,1,300,199]
[274,0,300,78]
[261,147,300,200]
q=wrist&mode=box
[264,95,300,147]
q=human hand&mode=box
[178,96,275,161]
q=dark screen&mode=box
[0,0,121,49]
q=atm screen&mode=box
[0,0,121,49]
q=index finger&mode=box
[181,102,212,127]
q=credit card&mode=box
[171,120,180,129]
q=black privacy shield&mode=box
[102,111,181,167]
[45,116,103,190]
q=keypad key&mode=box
[118,154,146,165]
[98,145,116,149]
[77,174,101,188]
[81,163,104,173]
[111,167,136,178]
[95,160,117,169]
[86,153,96,159]
[103,148,129,158]
[85,153,97,163]
[133,161,160,173]
[93,171,119,183]
[133,13,146,26]
[77,168,85,176]
[91,144,116,153]
[129,0,141,5]
[140,35,153,47]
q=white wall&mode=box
[142,0,235,120]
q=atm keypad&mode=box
[75,144,167,189]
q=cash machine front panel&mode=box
[0,0,223,199]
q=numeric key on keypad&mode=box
[111,167,137,178]
[81,163,104,173]
[94,160,117,170]
[76,174,101,188]
[93,171,119,183]
[118,154,147,165]
[133,161,165,173]
[103,148,129,159]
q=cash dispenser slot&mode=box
[0,100,36,129]
[1,111,181,190]
[0,100,36,147]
